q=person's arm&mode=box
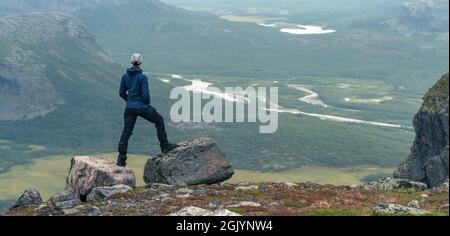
[141,75,151,105]
[119,75,128,101]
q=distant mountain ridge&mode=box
[387,0,449,40]
[0,0,174,15]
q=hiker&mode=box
[116,53,177,167]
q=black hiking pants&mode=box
[118,106,168,155]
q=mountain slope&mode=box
[0,12,123,171]
[0,12,99,120]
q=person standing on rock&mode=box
[116,53,178,167]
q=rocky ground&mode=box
[6,180,449,216]
[4,137,449,216]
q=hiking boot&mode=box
[161,143,178,154]
[116,154,127,167]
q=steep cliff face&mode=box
[395,73,449,188]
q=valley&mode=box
[0,0,448,211]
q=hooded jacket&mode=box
[119,67,150,109]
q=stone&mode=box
[49,189,81,209]
[10,188,43,210]
[441,179,449,189]
[175,188,194,195]
[169,206,241,216]
[372,204,428,215]
[433,178,449,192]
[169,206,212,216]
[362,177,428,191]
[87,184,133,202]
[235,185,259,191]
[303,182,322,189]
[211,209,242,216]
[228,201,261,208]
[407,200,421,209]
[143,138,234,186]
[66,156,136,196]
[146,183,175,191]
[283,182,297,188]
[394,74,449,188]
[207,200,222,208]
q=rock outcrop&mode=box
[66,156,136,197]
[395,73,449,188]
[87,184,133,202]
[362,177,428,191]
[143,138,234,186]
[9,188,43,210]
[49,190,81,209]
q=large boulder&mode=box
[10,188,43,210]
[66,156,136,197]
[144,138,234,186]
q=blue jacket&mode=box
[119,67,150,109]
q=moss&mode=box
[422,73,449,114]
[421,193,449,205]
[305,209,367,216]
[7,207,37,216]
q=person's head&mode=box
[130,53,142,67]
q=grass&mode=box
[305,209,367,216]
[238,189,263,197]
[228,207,247,215]
[371,212,449,217]
[382,189,419,203]
[422,73,449,114]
